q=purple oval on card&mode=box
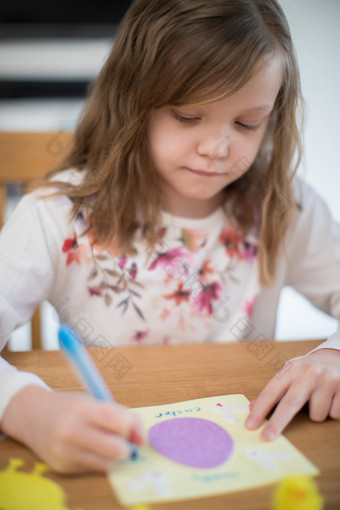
[148,417,234,469]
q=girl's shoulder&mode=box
[291,175,332,219]
[17,168,88,241]
[29,168,87,216]
[27,168,85,208]
[291,174,316,208]
[49,168,85,185]
[0,169,87,276]
[287,175,338,241]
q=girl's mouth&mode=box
[186,168,223,177]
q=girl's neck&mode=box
[161,190,226,220]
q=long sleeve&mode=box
[0,192,60,423]
[285,178,340,352]
[0,357,50,422]
[0,192,61,344]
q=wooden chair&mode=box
[0,131,73,350]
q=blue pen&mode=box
[58,323,138,460]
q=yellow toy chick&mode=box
[0,458,82,510]
[272,475,323,510]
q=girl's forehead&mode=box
[173,57,283,111]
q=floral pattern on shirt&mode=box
[219,225,257,262]
[243,294,258,317]
[179,229,208,251]
[62,214,89,266]
[61,210,259,343]
[62,234,88,266]
[61,212,90,266]
[131,329,149,343]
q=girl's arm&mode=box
[284,177,340,352]
[246,178,340,438]
[0,188,143,472]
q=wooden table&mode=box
[1,340,339,509]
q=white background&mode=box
[275,0,339,341]
[1,0,339,349]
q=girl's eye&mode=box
[235,121,261,131]
[172,111,199,124]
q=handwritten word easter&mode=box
[155,407,201,418]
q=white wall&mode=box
[279,0,340,217]
[275,0,340,340]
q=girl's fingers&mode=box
[71,450,114,473]
[260,374,314,440]
[86,401,143,441]
[53,442,115,474]
[309,386,335,423]
[129,419,145,446]
[245,372,291,430]
[249,399,256,410]
[246,350,340,441]
[329,392,340,420]
[69,424,133,461]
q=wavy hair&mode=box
[42,0,304,286]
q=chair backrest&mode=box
[0,131,73,349]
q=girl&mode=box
[0,0,339,474]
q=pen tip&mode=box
[130,445,138,460]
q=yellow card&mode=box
[108,394,319,506]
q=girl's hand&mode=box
[245,348,340,439]
[1,385,144,474]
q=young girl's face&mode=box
[148,58,283,218]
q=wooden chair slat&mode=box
[0,131,74,350]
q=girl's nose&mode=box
[197,133,230,160]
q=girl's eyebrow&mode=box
[240,104,273,113]
[173,104,273,115]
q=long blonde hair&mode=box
[43,0,304,286]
